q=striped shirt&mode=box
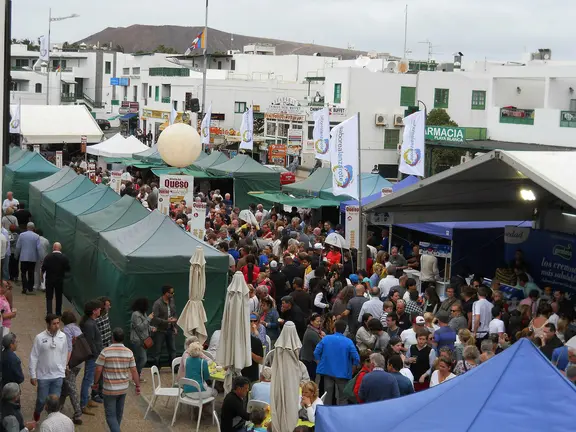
[95,343,136,395]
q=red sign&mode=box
[268,144,287,165]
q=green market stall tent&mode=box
[282,167,333,197]
[319,172,394,201]
[3,152,59,205]
[191,150,229,170]
[96,210,229,335]
[208,154,281,209]
[29,168,78,220]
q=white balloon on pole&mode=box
[157,123,202,168]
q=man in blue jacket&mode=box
[314,320,360,406]
[1,333,24,386]
[359,353,400,403]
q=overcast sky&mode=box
[12,0,572,61]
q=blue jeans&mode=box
[132,344,147,376]
[35,378,63,415]
[103,394,126,432]
[81,358,96,408]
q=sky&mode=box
[11,0,574,62]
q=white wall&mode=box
[492,78,545,108]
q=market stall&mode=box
[3,151,59,205]
[282,167,332,197]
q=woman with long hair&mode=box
[454,328,476,362]
[301,313,325,381]
[530,302,553,339]
[423,286,440,314]
[60,311,83,425]
[241,254,260,285]
[332,286,355,317]
[384,336,406,366]
[356,313,376,351]
[313,279,330,315]
[130,297,156,379]
[322,312,336,335]
[260,297,280,341]
[430,357,456,387]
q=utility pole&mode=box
[201,0,209,117]
[403,5,408,58]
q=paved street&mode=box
[11,284,220,431]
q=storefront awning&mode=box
[248,191,342,209]
[120,113,138,120]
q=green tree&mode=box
[426,108,466,175]
[154,45,178,54]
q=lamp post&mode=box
[46,9,79,105]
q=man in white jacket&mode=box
[29,313,68,422]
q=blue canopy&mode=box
[120,113,137,120]
[316,339,576,432]
[396,221,532,240]
[336,174,393,209]
[392,175,419,192]
[340,175,418,211]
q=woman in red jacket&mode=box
[241,255,260,285]
[353,351,373,403]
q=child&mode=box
[380,301,394,328]
[248,408,267,432]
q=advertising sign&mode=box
[110,77,120,86]
[268,144,287,165]
[158,175,195,215]
[419,241,451,258]
[110,171,122,194]
[345,205,360,249]
[119,101,139,115]
[381,187,393,198]
[505,227,576,297]
[425,126,466,143]
[55,151,63,168]
[189,202,207,240]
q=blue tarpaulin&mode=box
[120,113,137,120]
[316,339,576,432]
[396,221,532,240]
[392,175,419,192]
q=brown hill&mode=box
[77,25,366,58]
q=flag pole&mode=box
[357,111,364,272]
[200,0,209,144]
[46,8,51,105]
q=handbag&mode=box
[69,334,92,369]
[133,315,154,350]
[343,371,360,402]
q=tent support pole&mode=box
[357,112,364,271]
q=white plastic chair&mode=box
[202,350,215,362]
[265,335,272,350]
[171,356,182,388]
[320,391,327,403]
[171,378,216,431]
[264,348,275,367]
[213,411,221,432]
[247,399,270,413]
[143,366,179,419]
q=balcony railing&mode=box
[61,93,81,102]
[560,111,576,128]
[161,97,171,103]
[500,107,534,125]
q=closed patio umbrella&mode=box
[271,321,302,432]
[177,246,208,344]
[216,271,252,393]
[324,232,349,249]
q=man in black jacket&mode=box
[80,300,103,413]
[281,254,303,287]
[220,376,250,432]
[1,333,24,386]
[279,296,306,339]
[269,260,287,307]
[41,242,70,316]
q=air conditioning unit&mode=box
[384,61,398,73]
[393,114,404,126]
[375,113,388,126]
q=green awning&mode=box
[151,166,221,179]
[282,167,332,197]
[248,191,341,208]
[102,157,164,169]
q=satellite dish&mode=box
[355,56,371,68]
[385,61,397,73]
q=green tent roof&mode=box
[248,191,342,208]
[9,148,30,163]
[151,166,219,179]
[191,150,229,170]
[208,154,277,178]
[3,152,59,205]
[29,168,78,219]
[319,173,394,201]
[132,145,208,166]
[282,167,332,197]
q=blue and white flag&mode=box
[9,100,21,134]
[201,104,212,145]
[329,114,359,199]
[239,107,253,151]
[313,107,330,162]
[39,35,50,62]
[399,110,425,177]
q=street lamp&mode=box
[46,9,79,105]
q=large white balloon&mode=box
[157,123,202,168]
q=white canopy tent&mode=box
[87,133,150,158]
[11,104,103,144]
[365,150,576,229]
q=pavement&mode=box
[10,284,220,431]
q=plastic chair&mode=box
[320,392,327,403]
[202,350,215,362]
[143,366,179,419]
[171,378,216,431]
[265,335,272,350]
[213,411,221,432]
[171,356,182,388]
[264,348,275,367]
[247,399,270,413]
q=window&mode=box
[434,88,449,108]
[15,59,29,68]
[132,67,140,75]
[105,61,111,74]
[471,90,486,110]
[384,129,400,149]
[173,100,178,110]
[149,85,152,98]
[334,83,342,103]
[155,86,159,102]
[122,67,130,75]
[231,60,236,71]
[217,61,222,70]
[234,101,247,113]
[35,83,42,93]
[400,86,416,107]
[10,81,17,91]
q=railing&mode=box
[161,97,171,103]
[61,93,81,102]
[499,107,534,125]
[149,67,190,77]
[560,111,576,128]
[82,93,104,109]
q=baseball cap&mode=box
[314,243,323,250]
[413,316,425,325]
[270,260,278,269]
[349,274,359,284]
[250,313,258,321]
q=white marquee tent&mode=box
[11,104,103,144]
[87,134,150,158]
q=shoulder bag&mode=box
[133,314,154,350]
[69,334,92,368]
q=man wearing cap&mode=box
[358,287,384,323]
[400,316,426,352]
[1,333,24,386]
[15,222,42,294]
[378,266,399,299]
[434,311,457,352]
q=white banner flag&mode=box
[313,107,330,161]
[239,107,254,151]
[39,35,50,62]
[158,175,195,215]
[9,101,21,134]
[189,202,207,240]
[345,205,360,249]
[55,151,63,168]
[170,106,178,125]
[399,110,425,177]
[33,145,40,154]
[201,105,212,145]
[329,114,359,199]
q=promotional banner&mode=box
[33,145,40,154]
[239,107,254,151]
[158,175,195,215]
[345,205,360,249]
[189,202,207,240]
[9,100,20,134]
[329,114,359,199]
[399,110,425,177]
[39,35,50,62]
[110,171,122,194]
[268,144,287,165]
[201,104,212,145]
[170,106,177,125]
[313,107,330,161]
[55,151,63,168]
[504,227,576,297]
